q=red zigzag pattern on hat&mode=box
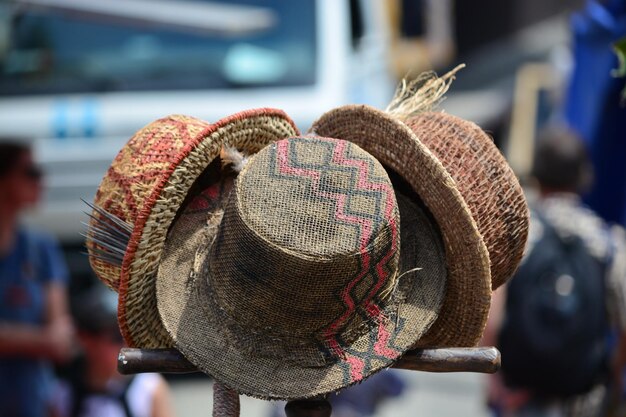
[275,137,399,383]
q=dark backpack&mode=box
[498,211,610,398]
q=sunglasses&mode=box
[21,166,43,181]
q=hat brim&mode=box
[92,109,299,348]
[311,105,492,347]
[156,168,449,399]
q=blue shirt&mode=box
[0,227,69,417]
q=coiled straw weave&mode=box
[407,113,529,289]
[88,109,298,348]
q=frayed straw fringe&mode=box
[220,146,249,173]
[385,64,465,121]
[83,200,132,268]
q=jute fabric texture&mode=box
[406,112,529,289]
[157,136,449,399]
[87,109,298,348]
[311,105,492,348]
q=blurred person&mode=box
[0,140,74,417]
[564,0,626,227]
[484,127,626,417]
[52,284,174,417]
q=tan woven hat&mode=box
[85,109,299,348]
[405,112,529,289]
[311,107,492,348]
[312,68,528,344]
[156,135,459,399]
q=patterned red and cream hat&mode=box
[156,136,454,399]
[86,109,299,348]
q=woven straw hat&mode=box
[405,112,529,289]
[311,106,492,348]
[312,67,529,343]
[156,136,455,399]
[86,109,299,348]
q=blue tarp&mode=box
[565,0,626,226]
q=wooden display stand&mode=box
[118,346,500,417]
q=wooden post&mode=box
[118,347,500,375]
[117,347,500,417]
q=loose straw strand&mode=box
[385,64,465,121]
[220,146,249,173]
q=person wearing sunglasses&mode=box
[52,284,174,417]
[0,140,74,417]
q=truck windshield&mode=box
[0,0,316,96]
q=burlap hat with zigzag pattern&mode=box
[155,135,484,399]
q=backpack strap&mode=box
[534,207,613,274]
[603,227,616,272]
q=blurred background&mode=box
[1,0,625,416]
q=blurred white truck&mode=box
[0,0,395,243]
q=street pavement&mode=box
[169,370,491,417]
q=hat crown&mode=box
[207,137,400,343]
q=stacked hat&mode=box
[86,109,299,348]
[154,135,489,399]
[85,70,528,402]
[311,68,529,346]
